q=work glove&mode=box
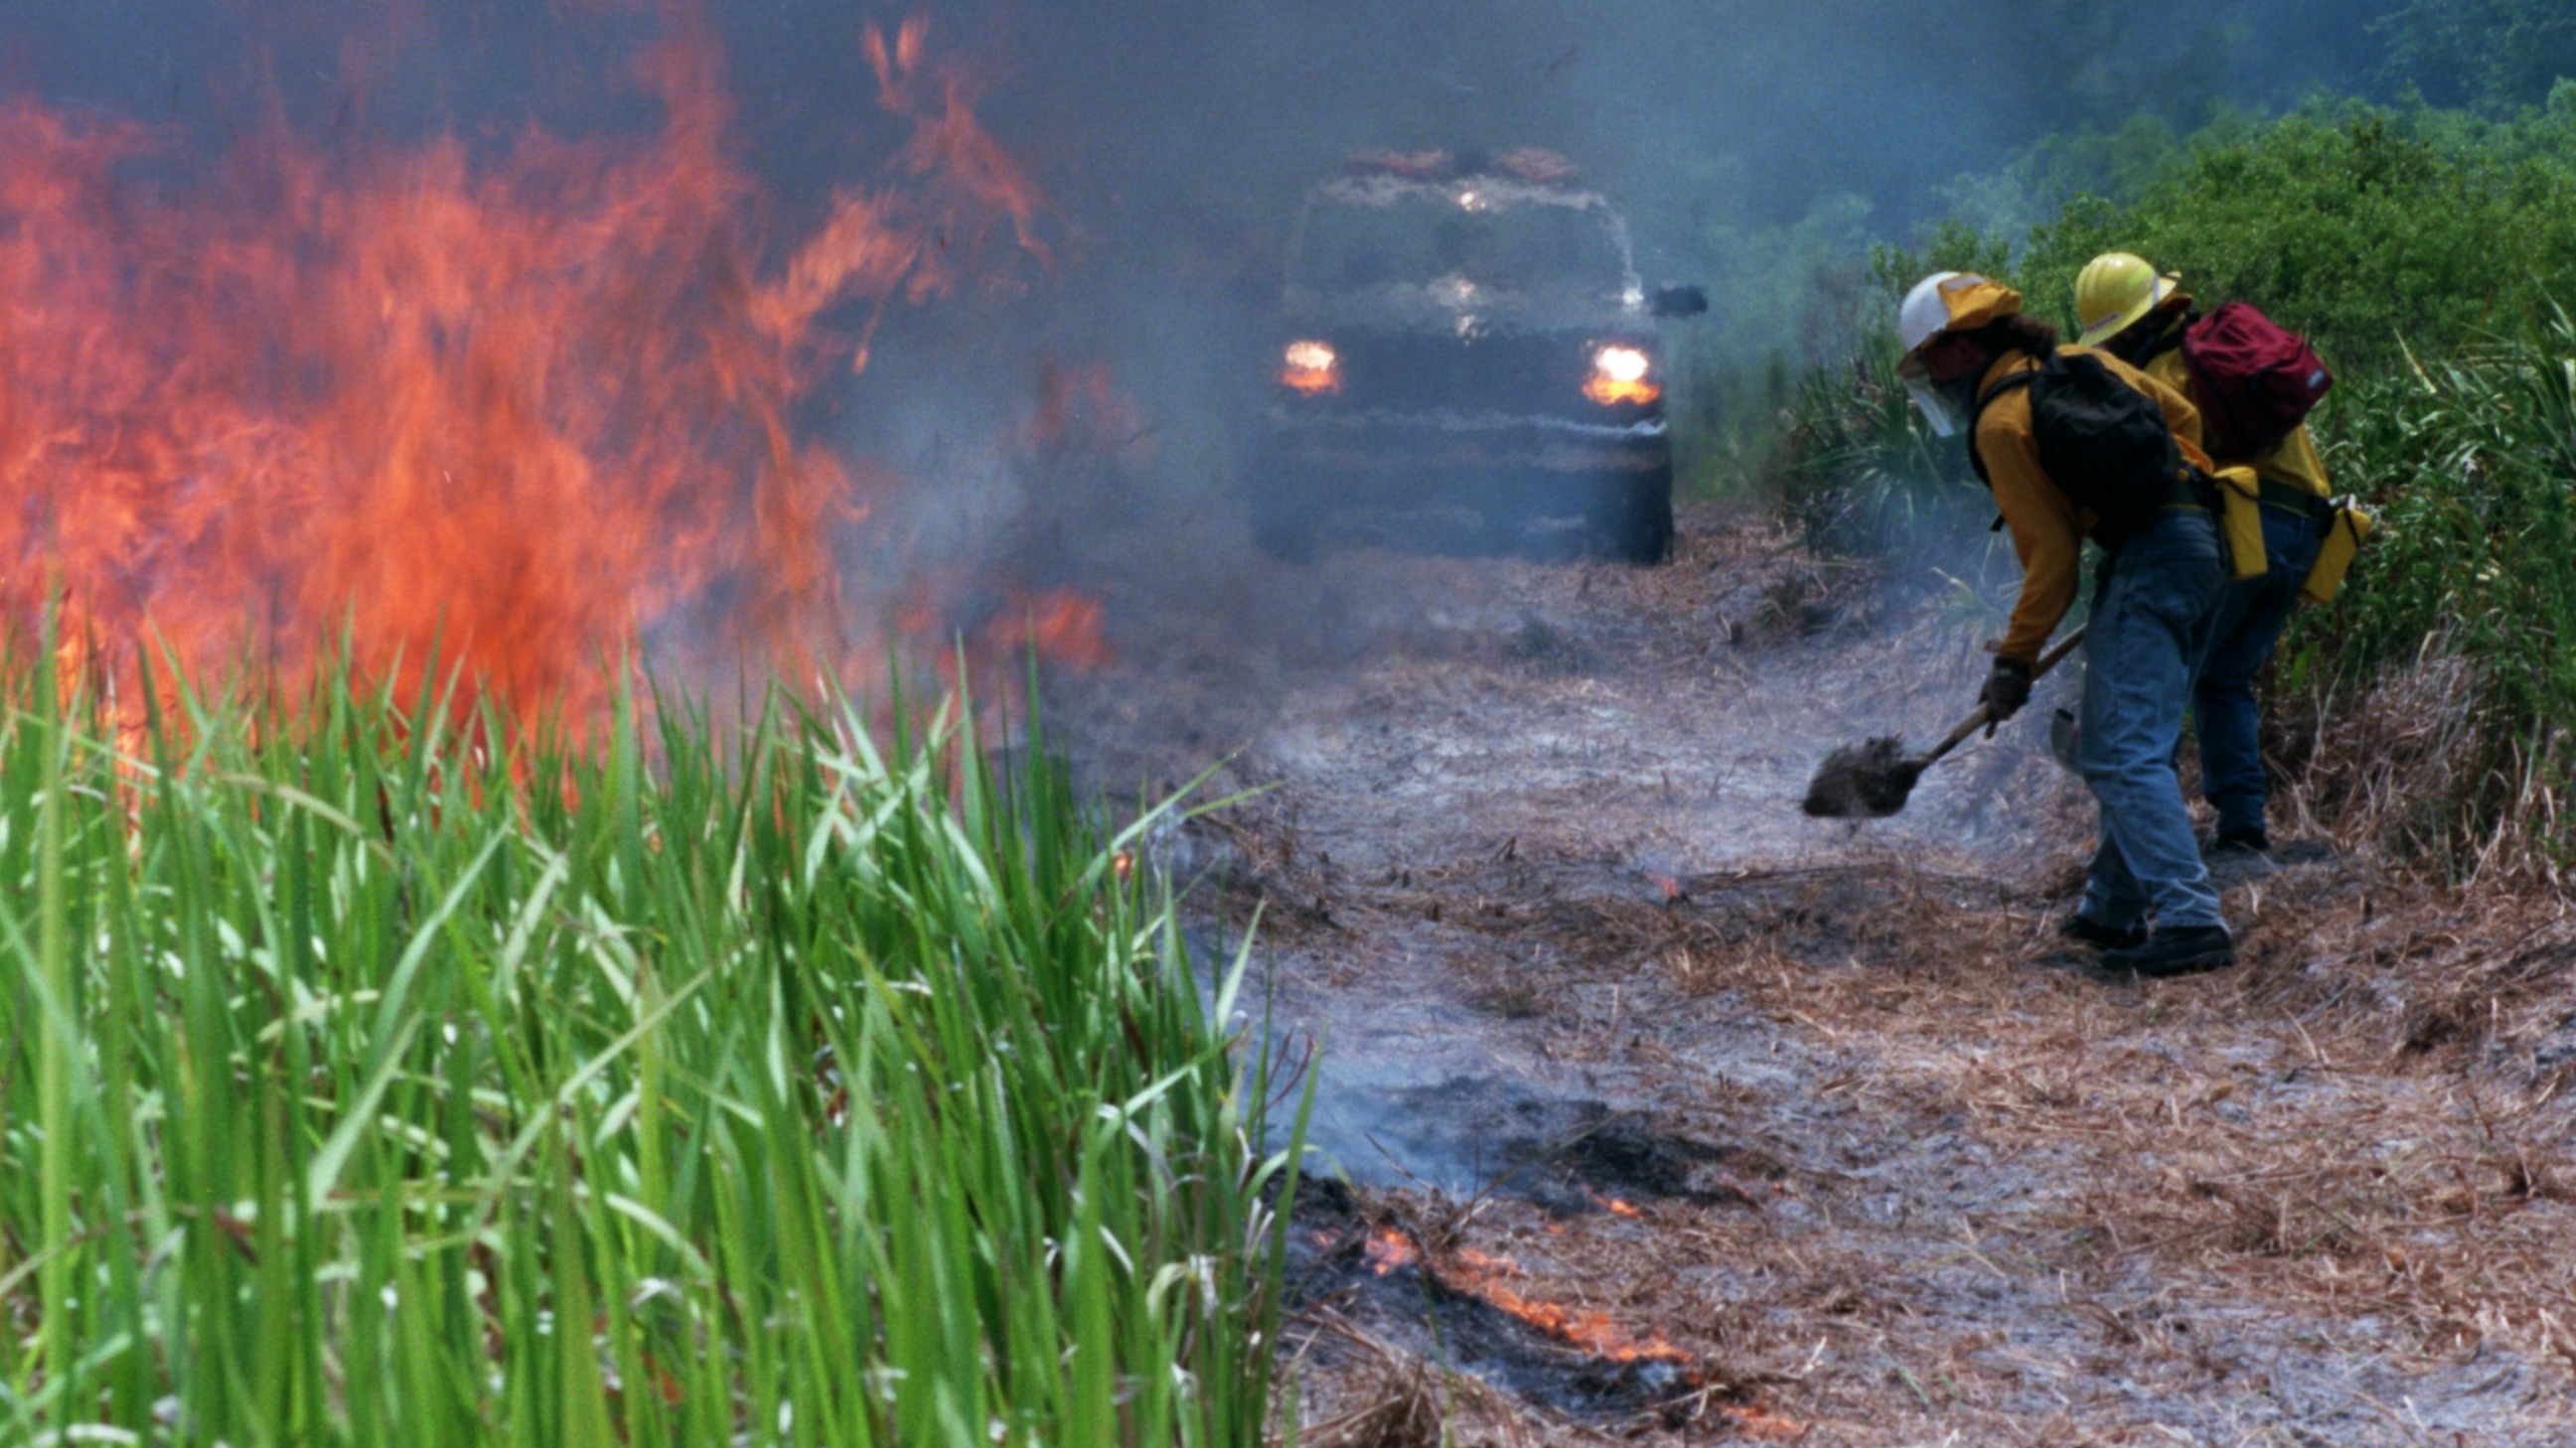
[1979,656,2034,737]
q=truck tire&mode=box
[1251,490,1323,563]
[1588,476,1674,565]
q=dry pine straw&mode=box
[1285,1308,1570,1448]
[1272,830,2576,1443]
[1583,853,2576,1368]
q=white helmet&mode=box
[1895,271,2026,439]
[1899,271,1966,354]
[1897,271,2025,356]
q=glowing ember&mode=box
[1356,1226,1806,1426]
[1364,1229,1420,1275]
[1721,1405,1809,1441]
[1648,872,1684,904]
[0,5,1049,725]
[1582,1185,1645,1219]
[1440,1248,1688,1366]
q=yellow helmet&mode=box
[2073,252,2180,348]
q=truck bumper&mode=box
[1261,407,1669,502]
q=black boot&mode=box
[2105,925,2236,978]
[2059,914,2147,951]
[2206,826,2278,888]
[2212,825,2272,854]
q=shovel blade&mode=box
[1802,737,1929,819]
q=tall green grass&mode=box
[0,652,1305,1446]
[1772,331,1970,555]
[1768,328,2028,639]
[2282,309,2576,861]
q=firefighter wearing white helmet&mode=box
[1896,271,2238,978]
[2076,251,2337,863]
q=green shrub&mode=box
[1668,192,1880,495]
[2017,97,2576,369]
[1768,224,2022,559]
[2377,0,2576,112]
[1774,330,1971,554]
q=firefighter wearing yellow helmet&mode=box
[2075,252,2335,864]
[1898,271,2236,977]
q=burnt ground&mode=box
[1050,506,2576,1446]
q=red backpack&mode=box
[2167,302,2335,458]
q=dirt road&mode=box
[1057,507,2576,1446]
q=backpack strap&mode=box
[1963,362,2040,488]
[2107,311,2196,369]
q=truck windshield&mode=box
[1293,195,1626,297]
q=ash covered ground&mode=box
[1048,506,2576,1446]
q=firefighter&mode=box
[1897,271,2235,977]
[2075,253,2334,862]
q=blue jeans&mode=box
[2194,506,2326,840]
[2077,509,2228,932]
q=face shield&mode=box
[1897,350,1965,438]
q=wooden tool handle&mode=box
[1919,627,2088,769]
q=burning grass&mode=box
[0,653,1304,1446]
[0,2,1050,728]
[1299,1209,1804,1442]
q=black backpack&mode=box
[1969,349,2193,538]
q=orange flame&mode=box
[1372,1229,1685,1367]
[1441,1248,1688,1366]
[1359,1224,1803,1431]
[1722,1405,1809,1441]
[0,5,1048,728]
[1364,1229,1419,1276]
[987,590,1111,672]
[1582,1185,1645,1219]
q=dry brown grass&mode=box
[1601,869,2575,1358]
[1388,826,2576,1440]
[1285,1309,1567,1448]
[2277,647,2576,886]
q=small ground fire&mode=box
[1364,1226,1689,1368]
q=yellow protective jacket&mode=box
[2135,312,2332,500]
[1970,347,2217,665]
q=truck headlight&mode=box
[1586,345,1659,405]
[1281,340,1340,395]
